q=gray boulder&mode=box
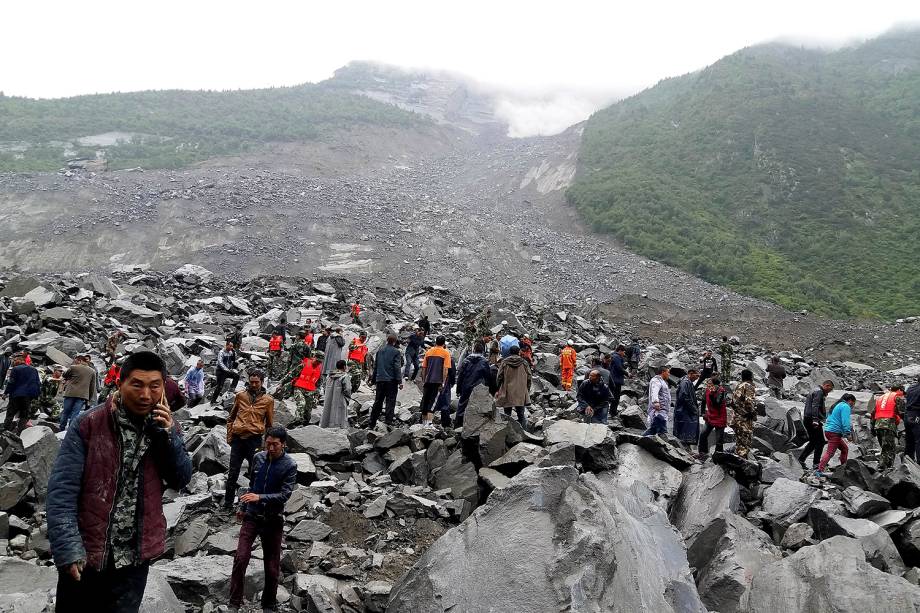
[387,466,705,613]
[670,464,741,548]
[156,554,263,605]
[747,536,920,613]
[0,464,32,511]
[287,425,351,458]
[898,519,920,567]
[20,426,59,503]
[389,450,430,486]
[140,569,185,613]
[842,485,891,517]
[174,517,210,556]
[761,478,821,541]
[489,443,547,477]
[610,443,682,511]
[616,431,695,469]
[432,450,479,508]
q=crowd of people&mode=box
[3,301,920,613]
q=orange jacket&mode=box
[269,334,283,352]
[294,359,322,391]
[874,390,904,423]
[348,339,368,363]
[560,346,577,370]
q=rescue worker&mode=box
[731,369,757,459]
[291,351,323,424]
[559,340,577,391]
[351,302,362,324]
[99,359,121,403]
[520,334,535,366]
[267,331,284,379]
[38,365,65,419]
[872,385,906,470]
[347,332,369,393]
[287,330,314,371]
[403,328,425,381]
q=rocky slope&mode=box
[1,268,920,612]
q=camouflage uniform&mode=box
[463,319,478,348]
[294,389,319,423]
[720,342,734,380]
[287,338,312,370]
[36,373,63,418]
[267,350,284,379]
[348,360,365,393]
[475,309,492,340]
[731,381,757,459]
[875,394,906,469]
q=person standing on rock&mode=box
[60,355,98,430]
[816,393,857,477]
[627,337,642,376]
[496,345,532,429]
[590,356,611,387]
[699,377,728,456]
[798,380,834,469]
[559,340,577,391]
[403,328,426,381]
[2,353,40,434]
[610,345,628,415]
[320,359,351,428]
[871,385,906,470]
[347,331,369,393]
[224,370,275,510]
[766,356,787,399]
[47,351,191,613]
[674,368,701,448]
[419,336,452,425]
[731,369,758,459]
[288,351,323,424]
[99,359,122,403]
[316,327,331,354]
[499,330,520,359]
[321,327,346,388]
[267,331,285,380]
[454,341,493,428]
[719,337,734,381]
[38,365,65,419]
[368,335,403,429]
[905,377,920,463]
[488,336,501,365]
[520,334,535,366]
[287,329,313,371]
[417,314,431,336]
[577,369,612,425]
[228,425,296,613]
[211,341,240,404]
[697,351,718,390]
[643,367,671,436]
[183,358,205,407]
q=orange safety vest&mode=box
[348,339,368,363]
[104,364,121,386]
[269,335,283,351]
[305,333,314,346]
[294,359,322,391]
[875,391,903,423]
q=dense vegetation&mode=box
[568,29,920,319]
[0,84,421,171]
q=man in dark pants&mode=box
[229,426,296,613]
[47,351,191,613]
[798,380,834,469]
[403,328,426,381]
[3,353,40,433]
[224,371,274,510]
[368,334,404,429]
[211,341,240,404]
[418,336,451,425]
[609,345,628,416]
[902,377,920,462]
[697,350,718,390]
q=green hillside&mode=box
[568,29,920,319]
[0,84,421,171]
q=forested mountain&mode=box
[568,29,920,319]
[0,84,421,170]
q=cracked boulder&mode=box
[669,464,741,548]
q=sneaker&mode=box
[814,470,829,479]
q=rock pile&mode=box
[0,268,919,612]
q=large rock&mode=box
[898,519,920,567]
[747,536,920,613]
[287,426,351,458]
[880,458,920,508]
[687,512,782,613]
[616,431,695,469]
[387,466,705,613]
[842,485,891,517]
[543,420,618,472]
[156,554,263,604]
[489,443,547,477]
[0,463,32,511]
[389,450,430,486]
[610,443,682,511]
[809,504,906,574]
[761,478,821,541]
[174,516,210,556]
[669,464,741,548]
[190,427,231,475]
[432,449,478,508]
[140,569,185,613]
[0,557,57,595]
[20,426,59,502]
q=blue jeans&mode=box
[403,351,420,380]
[583,404,609,425]
[643,414,667,436]
[59,397,87,430]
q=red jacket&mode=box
[269,334,283,352]
[704,385,728,427]
[104,364,120,386]
[294,359,322,391]
[46,400,192,570]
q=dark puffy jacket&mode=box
[456,354,493,395]
[372,345,404,383]
[803,387,827,421]
[907,383,920,414]
[577,379,612,410]
[243,450,297,518]
[5,364,40,398]
[610,353,627,386]
[47,402,192,570]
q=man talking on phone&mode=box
[47,351,192,612]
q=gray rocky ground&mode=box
[0,268,919,612]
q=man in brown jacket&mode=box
[60,355,99,430]
[224,370,274,510]
[495,345,532,429]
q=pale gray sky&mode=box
[3,0,919,135]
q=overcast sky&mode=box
[3,1,919,135]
